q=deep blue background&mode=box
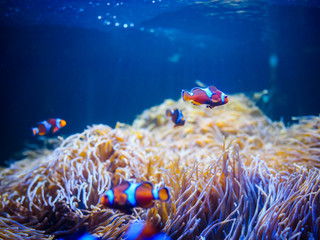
[1,0,319,164]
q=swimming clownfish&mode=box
[181,86,228,109]
[56,228,99,240]
[32,118,66,136]
[100,181,170,212]
[125,221,171,240]
[166,108,185,127]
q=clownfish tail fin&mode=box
[181,90,192,102]
[166,109,172,117]
[32,127,39,136]
[156,187,170,202]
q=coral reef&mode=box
[0,94,319,239]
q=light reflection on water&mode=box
[1,0,316,32]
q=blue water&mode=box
[1,0,319,164]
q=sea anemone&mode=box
[0,94,319,239]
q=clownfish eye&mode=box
[224,96,228,99]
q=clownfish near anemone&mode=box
[125,221,171,240]
[56,228,99,240]
[181,85,228,109]
[166,108,185,127]
[100,181,170,212]
[31,118,66,136]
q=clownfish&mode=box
[125,221,171,240]
[56,228,99,240]
[32,118,66,136]
[166,108,185,127]
[181,86,228,109]
[100,181,170,212]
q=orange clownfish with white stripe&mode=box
[100,181,170,212]
[166,108,185,127]
[182,86,228,109]
[32,118,66,136]
[125,221,171,240]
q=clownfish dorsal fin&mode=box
[121,181,131,186]
[37,120,45,125]
[140,182,153,190]
[117,181,131,192]
[190,87,201,92]
[208,86,217,92]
